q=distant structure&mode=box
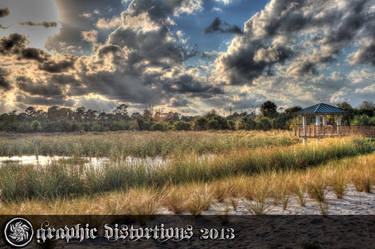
[294,103,375,143]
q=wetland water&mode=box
[0,155,166,168]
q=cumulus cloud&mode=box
[19,21,58,28]
[9,0,375,113]
[216,0,375,85]
[43,0,217,107]
[204,17,243,35]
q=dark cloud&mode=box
[19,21,58,28]
[204,17,243,35]
[16,94,74,107]
[253,46,293,64]
[218,41,291,85]
[97,44,122,57]
[352,43,375,66]
[0,33,28,55]
[287,60,317,77]
[16,76,63,97]
[0,67,11,90]
[0,33,75,73]
[20,47,49,63]
[0,8,10,18]
[50,74,81,86]
[163,74,224,97]
[171,98,190,107]
[46,0,124,54]
[38,56,76,73]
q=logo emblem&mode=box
[4,217,34,247]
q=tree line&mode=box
[0,101,374,133]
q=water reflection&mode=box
[0,155,166,168]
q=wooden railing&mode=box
[294,125,375,138]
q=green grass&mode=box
[0,137,373,202]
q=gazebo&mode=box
[293,103,375,143]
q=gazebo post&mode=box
[302,115,307,144]
[315,115,320,144]
[315,115,320,126]
[337,115,342,135]
[322,115,327,126]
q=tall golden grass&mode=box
[0,137,372,202]
[0,130,297,157]
[1,141,375,215]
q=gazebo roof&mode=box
[295,103,348,115]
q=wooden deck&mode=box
[294,125,375,138]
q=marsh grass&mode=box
[326,169,347,199]
[1,135,375,214]
[0,130,298,158]
[2,152,375,214]
[186,184,213,215]
[161,186,189,214]
[0,137,374,203]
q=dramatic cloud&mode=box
[38,56,76,73]
[204,17,243,35]
[2,0,374,113]
[0,67,11,90]
[216,0,375,85]
[0,33,28,55]
[0,8,10,18]
[0,33,75,74]
[20,47,49,62]
[19,21,58,28]
[16,76,63,97]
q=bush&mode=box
[351,115,371,126]
[110,120,130,131]
[193,117,208,130]
[17,122,32,132]
[174,121,191,130]
[207,119,220,130]
[244,117,257,130]
[256,117,272,130]
[30,120,42,132]
[152,122,168,131]
[137,119,152,130]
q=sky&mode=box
[0,0,375,115]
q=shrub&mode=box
[256,117,272,130]
[152,122,168,131]
[193,117,208,130]
[173,121,191,130]
[207,119,220,130]
[30,120,42,132]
